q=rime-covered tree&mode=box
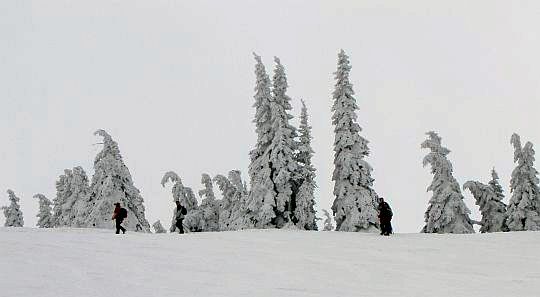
[152,220,167,233]
[34,194,53,228]
[198,173,220,232]
[67,166,91,227]
[52,167,90,228]
[162,171,183,232]
[322,209,334,231]
[161,171,203,232]
[2,190,24,227]
[330,50,379,232]
[421,131,474,234]
[52,170,70,227]
[249,53,274,170]
[463,169,508,233]
[246,53,277,228]
[266,56,300,228]
[246,55,300,228]
[506,134,540,231]
[215,170,249,231]
[294,99,317,230]
[85,130,150,232]
[489,169,506,200]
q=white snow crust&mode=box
[1,227,539,297]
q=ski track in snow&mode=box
[1,228,539,297]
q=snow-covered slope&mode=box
[1,228,539,297]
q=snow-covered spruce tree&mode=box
[266,56,301,228]
[506,134,540,231]
[161,171,204,232]
[246,53,278,229]
[52,170,71,227]
[85,130,150,232]
[66,166,91,227]
[52,167,90,228]
[2,190,24,227]
[249,53,274,170]
[34,194,53,228]
[152,220,167,233]
[214,170,249,231]
[322,209,334,231]
[198,173,220,232]
[463,169,508,233]
[421,131,474,234]
[330,50,379,232]
[294,99,317,230]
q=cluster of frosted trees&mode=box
[2,130,152,231]
[420,132,540,233]
[3,50,540,234]
[159,54,319,232]
[159,170,245,232]
[243,54,318,230]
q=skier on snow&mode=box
[174,201,187,234]
[112,202,127,234]
[378,197,393,236]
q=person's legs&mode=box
[176,219,184,234]
[116,219,126,234]
[383,219,392,235]
[179,219,184,234]
[380,221,386,235]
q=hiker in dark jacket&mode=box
[174,201,187,234]
[378,197,393,236]
[112,202,127,234]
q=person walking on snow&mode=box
[174,201,187,234]
[112,202,127,234]
[378,197,393,236]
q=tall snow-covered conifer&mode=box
[2,190,24,227]
[421,131,474,234]
[266,57,300,228]
[294,99,317,230]
[246,53,277,228]
[249,53,274,171]
[198,173,220,232]
[85,130,150,232]
[463,169,508,233]
[246,55,301,229]
[330,50,379,232]
[34,193,53,228]
[506,134,540,231]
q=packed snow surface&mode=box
[1,228,539,297]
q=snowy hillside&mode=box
[1,228,539,297]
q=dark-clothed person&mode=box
[378,198,393,236]
[112,202,127,234]
[174,201,187,234]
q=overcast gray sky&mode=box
[1,1,539,232]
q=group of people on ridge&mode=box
[112,198,393,235]
[111,201,187,234]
